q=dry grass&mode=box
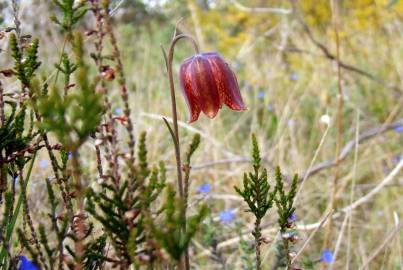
[1,1,402,269]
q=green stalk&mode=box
[0,153,37,265]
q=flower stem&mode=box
[254,217,262,270]
[164,33,200,270]
[165,33,199,198]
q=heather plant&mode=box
[235,135,299,270]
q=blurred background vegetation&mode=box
[0,0,402,269]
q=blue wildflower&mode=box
[288,213,297,222]
[15,176,19,184]
[321,249,334,264]
[18,256,39,270]
[39,159,48,169]
[394,125,403,133]
[392,155,401,164]
[68,152,73,160]
[290,72,298,81]
[219,210,235,223]
[257,91,265,99]
[114,107,122,115]
[197,183,211,194]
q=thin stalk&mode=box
[103,0,136,167]
[0,154,36,265]
[0,80,4,127]
[163,33,199,270]
[18,168,48,270]
[282,236,292,270]
[324,0,344,249]
[71,151,85,270]
[0,81,5,204]
[53,36,69,92]
[165,33,199,198]
[254,218,262,270]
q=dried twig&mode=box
[196,157,402,257]
[0,80,4,127]
[291,210,333,264]
[358,221,403,270]
[103,0,136,166]
[306,119,402,177]
[187,119,402,180]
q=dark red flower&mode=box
[179,52,246,123]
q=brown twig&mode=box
[70,151,86,270]
[91,0,119,186]
[188,119,402,181]
[0,80,4,127]
[305,118,402,178]
[358,221,403,270]
[2,143,60,164]
[102,0,136,167]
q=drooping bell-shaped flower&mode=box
[179,52,246,123]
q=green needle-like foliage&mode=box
[36,32,104,150]
[274,167,298,232]
[83,235,107,270]
[55,53,77,89]
[0,105,37,167]
[86,132,166,267]
[184,133,201,166]
[274,166,298,269]
[17,229,39,265]
[38,224,55,269]
[234,134,275,219]
[9,34,41,88]
[51,0,88,35]
[234,134,276,270]
[149,184,208,262]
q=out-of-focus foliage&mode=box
[36,32,104,149]
[180,0,403,56]
[110,0,165,24]
[301,0,403,30]
[197,4,271,56]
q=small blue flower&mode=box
[114,107,122,115]
[219,210,235,223]
[288,213,297,222]
[15,176,19,184]
[257,91,265,99]
[321,249,334,264]
[68,152,73,160]
[18,256,39,270]
[392,155,401,164]
[197,183,211,194]
[394,125,403,133]
[290,72,298,81]
[267,104,274,112]
[39,159,48,169]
